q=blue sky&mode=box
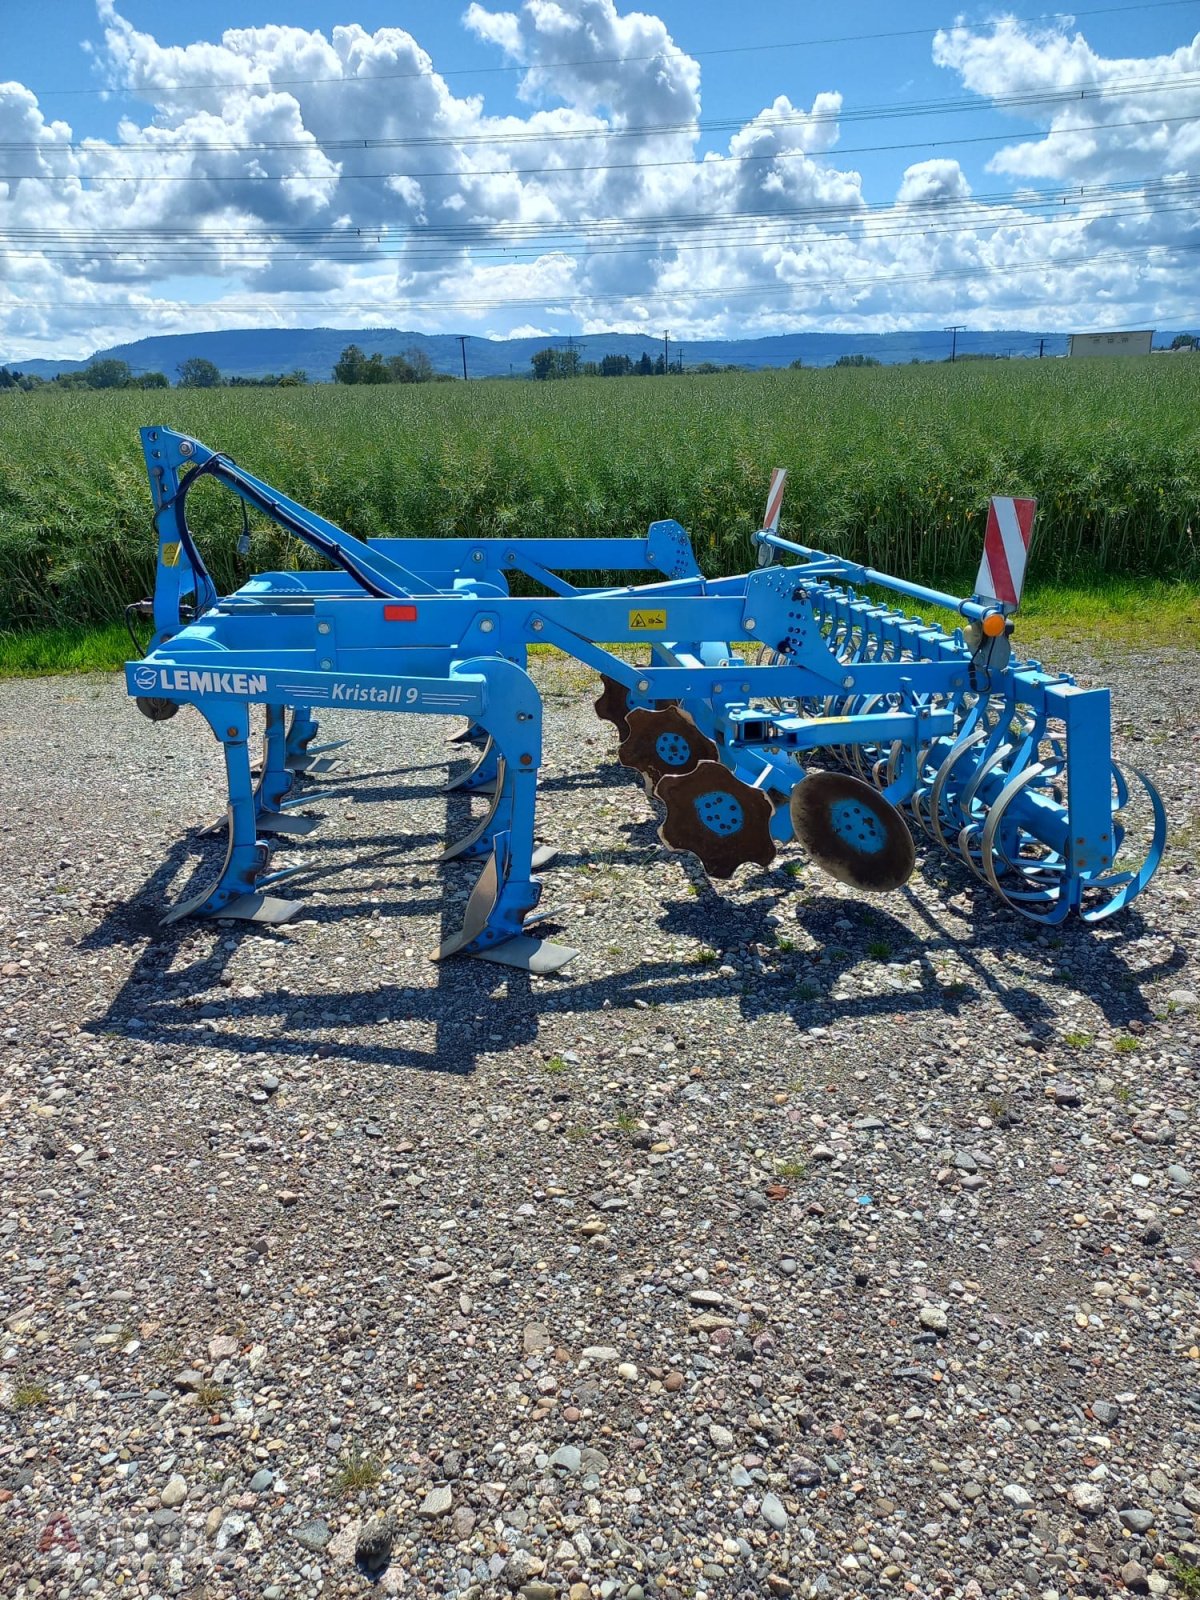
[1,0,1197,356]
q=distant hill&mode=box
[5,325,1187,382]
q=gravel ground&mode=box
[1,646,1197,1600]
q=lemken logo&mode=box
[145,667,269,696]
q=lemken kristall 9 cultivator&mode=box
[123,428,1165,972]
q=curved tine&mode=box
[846,693,885,782]
[445,735,496,794]
[852,750,879,784]
[978,760,1071,895]
[956,740,1017,830]
[162,810,238,925]
[943,700,1021,831]
[886,739,906,790]
[978,762,1072,921]
[880,743,920,808]
[161,810,283,925]
[910,785,936,839]
[911,740,949,838]
[1110,761,1130,811]
[1081,765,1168,922]
[848,734,876,782]
[957,821,991,884]
[929,725,990,855]
[440,758,509,861]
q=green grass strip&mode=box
[0,580,1194,679]
[0,622,133,678]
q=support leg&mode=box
[285,704,346,773]
[164,702,301,926]
[434,661,576,972]
[255,703,322,837]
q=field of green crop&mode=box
[0,359,1196,634]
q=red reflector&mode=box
[383,604,418,622]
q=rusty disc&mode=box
[594,675,633,741]
[789,770,915,892]
[655,760,777,879]
[618,705,719,790]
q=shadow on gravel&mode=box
[78,759,547,1074]
[78,740,1186,1074]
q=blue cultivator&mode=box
[124,429,1165,972]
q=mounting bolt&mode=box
[317,621,331,635]
[226,726,238,737]
[842,675,855,689]
[480,619,495,633]
[472,551,483,562]
[532,619,544,631]
[320,658,332,670]
[637,679,650,692]
[179,439,194,457]
[745,617,756,631]
[520,753,533,765]
[713,682,723,693]
[741,683,750,693]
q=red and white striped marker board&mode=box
[974,496,1037,611]
[762,467,788,533]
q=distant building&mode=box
[1067,329,1154,358]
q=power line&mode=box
[6,180,1194,243]
[3,111,1193,183]
[3,175,1191,244]
[1,239,1193,315]
[5,0,1194,99]
[3,73,1196,156]
[7,196,1196,269]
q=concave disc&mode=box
[619,705,718,789]
[789,770,915,892]
[656,759,776,879]
[594,674,632,740]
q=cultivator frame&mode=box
[123,427,1165,971]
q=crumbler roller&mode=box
[123,432,1166,973]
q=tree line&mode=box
[529,347,749,379]
[332,344,448,384]
[0,356,309,391]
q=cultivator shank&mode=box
[124,428,1164,970]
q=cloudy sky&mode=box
[1,0,1197,358]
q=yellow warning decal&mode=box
[808,715,851,724]
[628,608,667,630]
[161,542,181,567]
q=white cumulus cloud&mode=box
[0,1,1196,360]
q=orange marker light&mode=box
[982,611,1007,637]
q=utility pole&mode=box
[663,329,670,375]
[944,325,965,363]
[1038,338,1045,359]
[458,335,469,380]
